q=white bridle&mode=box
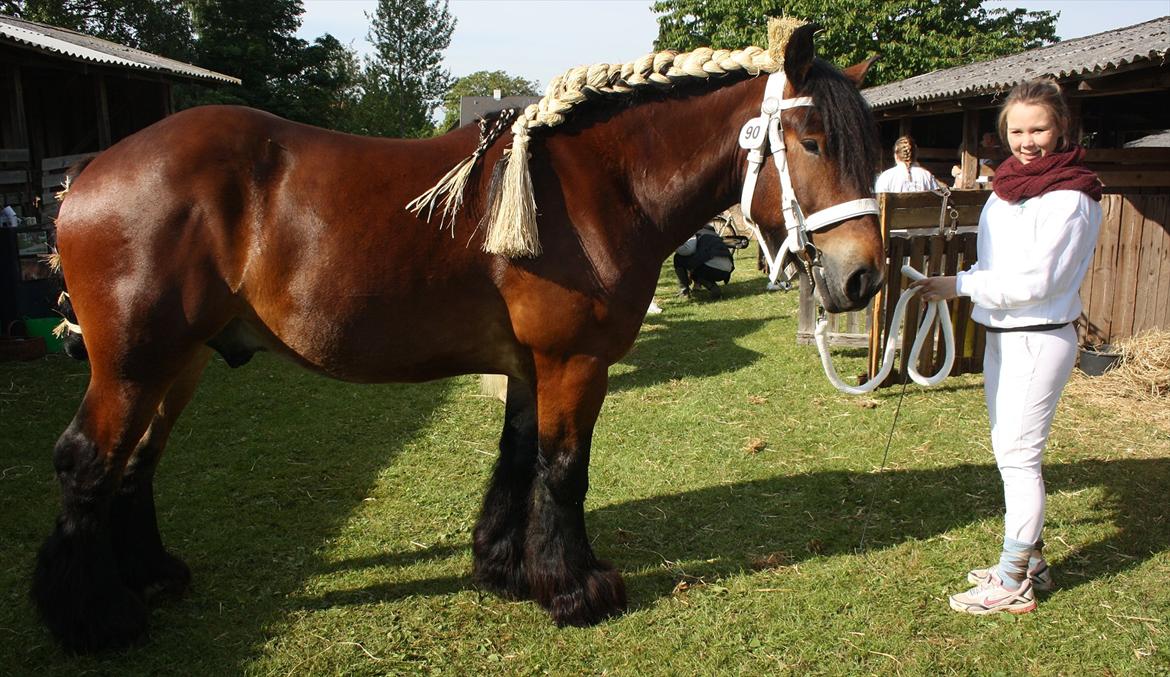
[737,71,879,287]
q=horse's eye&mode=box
[801,139,820,155]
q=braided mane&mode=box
[407,17,807,258]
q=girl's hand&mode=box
[910,275,958,302]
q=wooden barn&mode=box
[812,17,1170,384]
[0,15,237,348]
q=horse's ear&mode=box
[783,23,819,89]
[841,55,880,88]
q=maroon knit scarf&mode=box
[993,145,1102,202]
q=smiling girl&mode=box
[912,78,1103,615]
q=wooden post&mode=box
[1066,93,1083,146]
[898,117,911,138]
[958,109,979,190]
[95,74,111,149]
[9,65,28,150]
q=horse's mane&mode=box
[409,18,819,258]
[801,60,882,197]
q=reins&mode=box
[816,265,955,394]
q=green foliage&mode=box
[438,70,540,133]
[3,0,195,60]
[652,0,1058,86]
[352,0,455,138]
[290,34,363,131]
[182,0,306,114]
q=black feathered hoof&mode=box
[33,525,150,653]
[535,560,627,627]
[472,542,530,600]
[133,551,192,603]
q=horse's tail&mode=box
[47,156,95,361]
[47,270,87,361]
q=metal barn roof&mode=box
[0,14,240,85]
[864,16,1170,110]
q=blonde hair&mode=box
[996,78,1072,151]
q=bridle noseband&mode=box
[738,71,879,289]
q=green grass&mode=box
[2,250,1168,675]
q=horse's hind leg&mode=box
[111,348,210,599]
[473,377,538,598]
[33,347,205,652]
[526,355,627,626]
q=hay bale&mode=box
[1065,329,1170,430]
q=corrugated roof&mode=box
[0,14,240,85]
[864,16,1170,110]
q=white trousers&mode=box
[983,324,1077,545]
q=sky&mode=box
[298,0,1169,91]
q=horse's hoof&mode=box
[540,561,627,627]
[33,527,151,652]
[140,551,192,602]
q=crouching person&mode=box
[674,223,734,299]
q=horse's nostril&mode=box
[846,266,882,302]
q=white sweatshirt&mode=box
[874,164,940,193]
[955,190,1101,328]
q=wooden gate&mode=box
[797,190,992,385]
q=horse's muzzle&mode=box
[814,261,884,313]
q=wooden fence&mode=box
[801,188,1170,387]
[1080,193,1170,345]
[797,191,989,384]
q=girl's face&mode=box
[1005,103,1061,165]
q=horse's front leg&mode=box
[527,354,627,626]
[473,376,538,598]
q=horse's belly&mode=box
[241,294,517,384]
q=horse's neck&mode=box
[609,77,764,245]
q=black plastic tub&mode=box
[1078,344,1122,376]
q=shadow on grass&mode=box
[0,355,463,674]
[610,317,767,392]
[302,457,1169,619]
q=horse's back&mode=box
[54,107,523,381]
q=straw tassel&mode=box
[482,123,541,258]
[406,152,478,228]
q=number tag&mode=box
[738,116,768,149]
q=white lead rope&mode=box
[815,266,955,395]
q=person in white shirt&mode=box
[912,78,1103,616]
[874,136,940,193]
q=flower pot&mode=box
[1078,344,1121,376]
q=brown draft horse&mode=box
[34,25,884,651]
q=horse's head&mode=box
[744,23,884,313]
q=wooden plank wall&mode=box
[1080,193,1170,345]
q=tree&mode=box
[356,0,455,138]
[651,0,1058,87]
[3,0,194,60]
[183,0,307,115]
[438,70,540,133]
[286,34,363,130]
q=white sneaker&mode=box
[646,300,663,315]
[949,570,1036,615]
